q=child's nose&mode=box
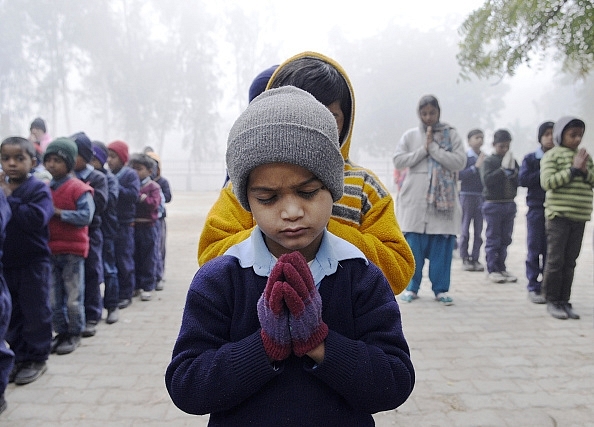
[280,198,304,220]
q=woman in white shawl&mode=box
[393,95,466,305]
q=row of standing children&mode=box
[0,130,171,415]
[455,118,593,320]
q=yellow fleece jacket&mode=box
[198,51,414,294]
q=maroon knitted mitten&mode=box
[257,261,292,361]
[275,252,328,357]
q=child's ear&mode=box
[31,155,38,168]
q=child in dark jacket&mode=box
[480,129,519,284]
[166,87,414,426]
[44,138,95,355]
[129,153,161,302]
[519,121,555,304]
[91,141,120,324]
[0,185,12,414]
[106,140,140,310]
[146,151,171,291]
[0,137,53,385]
[458,129,486,271]
[72,132,108,338]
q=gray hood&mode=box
[553,116,585,146]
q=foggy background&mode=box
[1,0,592,191]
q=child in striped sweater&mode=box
[540,116,594,319]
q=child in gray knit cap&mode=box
[166,86,414,426]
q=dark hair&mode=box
[30,117,46,132]
[493,129,512,144]
[269,57,352,144]
[565,119,585,131]
[467,129,483,140]
[1,136,37,159]
[128,153,156,171]
[418,95,440,115]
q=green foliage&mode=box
[458,0,594,79]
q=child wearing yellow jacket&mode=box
[198,51,414,294]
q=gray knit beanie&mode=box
[226,86,344,211]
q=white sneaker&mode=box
[140,291,152,301]
[501,271,517,282]
[488,272,506,283]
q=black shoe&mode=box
[118,298,132,309]
[547,302,568,319]
[50,334,67,354]
[82,320,98,337]
[55,335,81,355]
[8,362,22,383]
[106,308,119,324]
[14,361,47,385]
[563,302,580,319]
[528,291,546,304]
[155,281,164,291]
[462,257,475,271]
[472,260,485,272]
[0,394,6,415]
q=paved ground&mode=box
[2,191,593,426]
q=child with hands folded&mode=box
[166,86,414,426]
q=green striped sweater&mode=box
[540,146,594,221]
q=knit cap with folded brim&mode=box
[44,137,78,172]
[226,85,344,212]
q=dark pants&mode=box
[115,223,135,301]
[482,201,516,273]
[134,224,158,292]
[458,193,483,260]
[542,216,585,303]
[525,207,546,293]
[102,237,119,311]
[154,218,165,283]
[84,227,104,322]
[0,276,14,396]
[5,260,52,363]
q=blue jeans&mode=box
[404,232,455,296]
[50,254,85,336]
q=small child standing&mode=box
[0,137,53,385]
[166,86,414,425]
[72,132,108,338]
[519,121,555,304]
[90,141,120,324]
[480,129,519,284]
[129,153,161,302]
[106,141,140,310]
[540,116,594,320]
[44,138,95,355]
[458,129,486,272]
[146,151,171,291]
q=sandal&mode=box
[435,293,453,306]
[400,291,419,303]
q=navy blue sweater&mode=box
[458,152,484,194]
[166,255,415,427]
[100,168,119,239]
[114,166,140,225]
[518,151,546,209]
[2,175,53,268]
